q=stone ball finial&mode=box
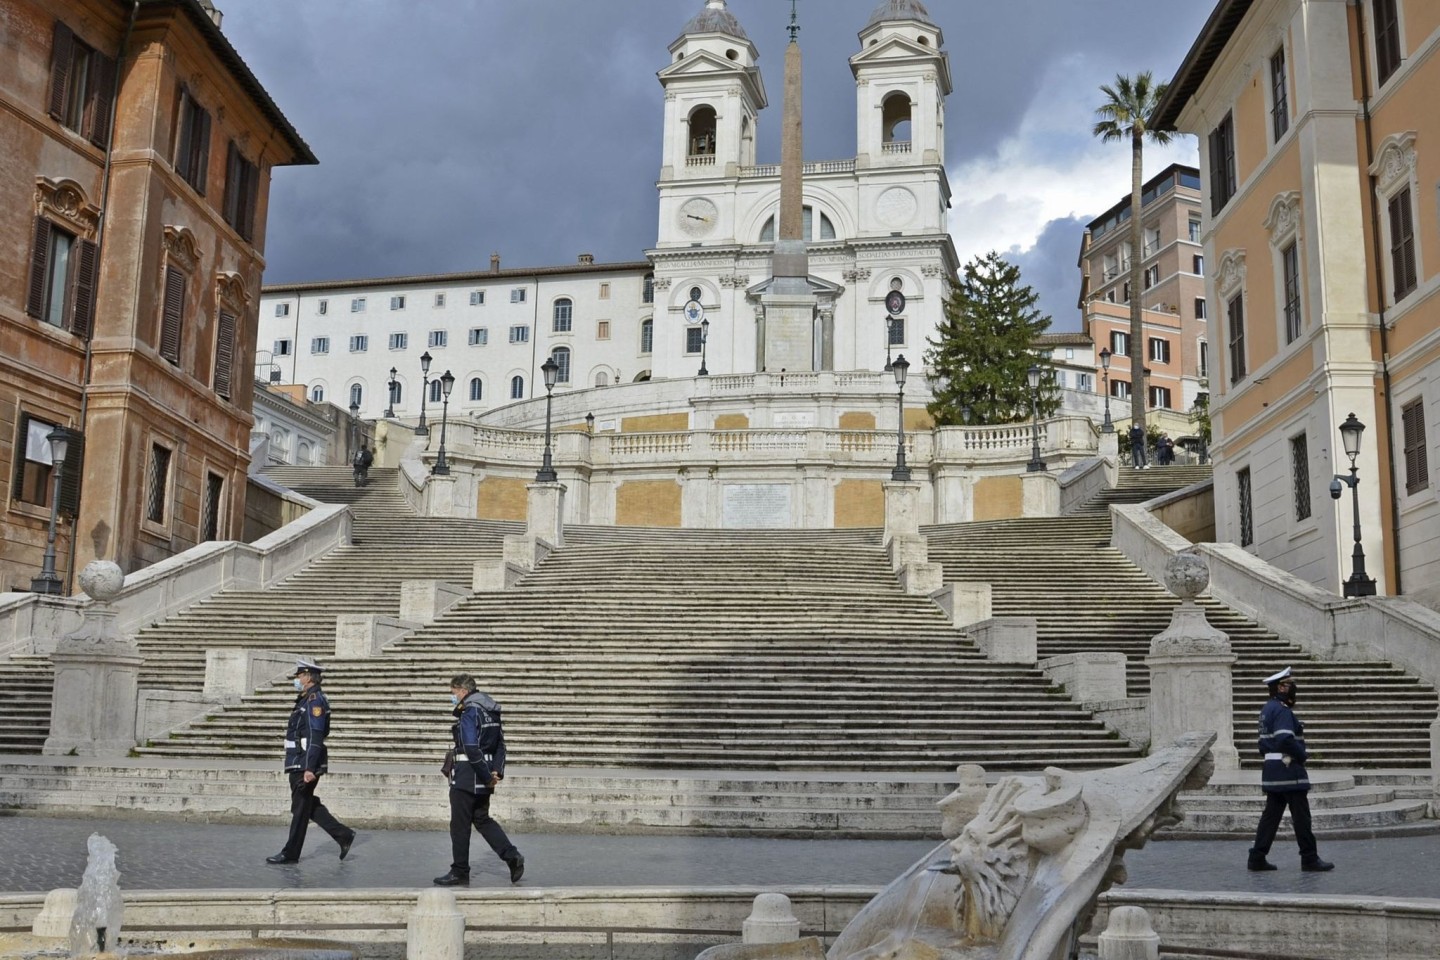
[1163,552,1209,602]
[743,893,802,944]
[78,561,125,602]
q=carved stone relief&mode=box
[1215,250,1247,298]
[163,225,202,273]
[34,178,102,241]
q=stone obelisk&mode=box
[759,3,818,372]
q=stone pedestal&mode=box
[1144,553,1240,770]
[886,535,928,573]
[1020,471,1060,517]
[399,580,470,625]
[882,481,923,546]
[204,649,295,702]
[759,289,817,373]
[971,617,1037,664]
[407,888,464,960]
[426,474,457,517]
[527,481,566,548]
[743,893,801,944]
[32,888,77,938]
[1097,906,1161,960]
[1038,652,1128,702]
[1099,430,1120,461]
[43,562,142,757]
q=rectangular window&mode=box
[888,318,905,346]
[1149,338,1171,364]
[1122,281,1131,302]
[1110,330,1130,356]
[159,265,185,364]
[685,327,704,354]
[1374,0,1402,85]
[641,321,654,354]
[434,293,446,308]
[1193,254,1205,275]
[1189,219,1202,242]
[470,290,485,306]
[310,337,329,354]
[201,471,224,542]
[173,86,211,194]
[1065,348,1075,360]
[349,335,367,352]
[1402,399,1429,494]
[509,325,530,344]
[274,302,290,317]
[1199,340,1210,379]
[146,442,172,525]
[1270,47,1289,141]
[1208,113,1237,214]
[13,415,58,508]
[351,297,366,313]
[510,288,527,303]
[1111,379,1131,400]
[1143,227,1161,258]
[553,300,573,332]
[1103,254,1119,281]
[1149,386,1172,409]
[1143,265,1159,289]
[1195,297,1207,320]
[222,141,259,242]
[317,299,328,315]
[1282,241,1303,343]
[273,339,291,357]
[26,218,98,340]
[1238,467,1254,547]
[469,327,488,346]
[599,282,610,300]
[428,330,447,348]
[1227,295,1247,383]
[1290,433,1312,521]
[643,275,655,304]
[389,332,407,350]
[390,295,406,311]
[597,320,611,340]
[1077,373,1093,392]
[47,22,115,147]
[1389,187,1418,301]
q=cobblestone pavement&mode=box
[1,815,1437,898]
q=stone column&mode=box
[1097,906,1161,960]
[1144,553,1240,770]
[1020,471,1060,517]
[407,888,465,960]
[526,481,566,547]
[43,562,143,757]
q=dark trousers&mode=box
[282,770,351,859]
[1251,790,1319,862]
[1131,440,1147,467]
[449,787,518,873]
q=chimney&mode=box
[578,253,595,265]
[198,0,223,27]
[490,252,501,273]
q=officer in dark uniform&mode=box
[1248,667,1334,872]
[266,659,356,864]
[433,674,524,885]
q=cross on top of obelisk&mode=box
[787,0,800,41]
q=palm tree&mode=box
[1093,71,1173,432]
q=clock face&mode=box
[677,197,718,238]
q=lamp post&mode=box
[890,354,911,481]
[1026,363,1046,472]
[1330,412,1376,597]
[30,426,69,595]
[698,318,710,376]
[883,317,895,373]
[348,400,360,457]
[385,366,397,418]
[416,351,433,437]
[536,356,559,482]
[433,370,455,476]
[1098,348,1114,433]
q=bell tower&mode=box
[851,0,950,170]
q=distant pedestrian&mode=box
[1129,423,1148,469]
[434,674,524,886]
[352,443,373,486]
[1157,433,1174,466]
[1248,667,1334,872]
[267,659,355,864]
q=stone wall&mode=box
[616,480,682,527]
[477,477,529,521]
[833,479,884,527]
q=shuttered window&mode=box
[47,21,116,148]
[25,218,96,338]
[1208,113,1237,214]
[1227,295,1247,383]
[1373,0,1402,85]
[1402,400,1429,495]
[222,142,260,242]
[159,265,186,364]
[213,310,237,400]
[1388,187,1417,302]
[1282,242,1302,343]
[173,86,212,195]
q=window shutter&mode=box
[71,239,98,339]
[174,89,193,183]
[48,21,74,121]
[1399,194,1417,291]
[194,108,211,196]
[57,428,84,519]
[159,266,185,363]
[223,141,240,228]
[25,218,52,319]
[11,413,31,498]
[213,309,236,399]
[242,162,258,242]
[86,51,116,148]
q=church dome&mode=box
[679,0,749,42]
[864,0,935,28]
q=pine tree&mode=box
[925,251,1060,426]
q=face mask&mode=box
[293,678,304,692]
[450,694,460,706]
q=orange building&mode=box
[1,0,314,592]
[1155,0,1439,596]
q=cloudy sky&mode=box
[225,0,1210,332]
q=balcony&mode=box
[882,141,913,155]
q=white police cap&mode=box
[1262,666,1292,685]
[292,658,323,676]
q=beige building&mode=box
[1,0,313,593]
[1155,0,1440,596]
[1077,164,1209,422]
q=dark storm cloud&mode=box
[222,0,1214,293]
[1008,216,1092,335]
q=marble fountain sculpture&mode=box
[701,732,1217,960]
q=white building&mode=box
[257,0,958,422]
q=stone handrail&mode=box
[0,502,351,661]
[397,457,428,515]
[1058,457,1113,515]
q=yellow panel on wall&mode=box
[478,477,529,521]
[713,413,750,430]
[838,411,876,430]
[973,476,1023,522]
[616,480,682,527]
[834,479,884,528]
[621,413,690,433]
[904,407,935,431]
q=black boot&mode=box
[506,853,525,884]
[1247,849,1277,871]
[433,869,470,886]
[266,853,298,864]
[1301,858,1335,872]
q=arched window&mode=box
[297,441,311,464]
[689,105,717,156]
[551,347,571,384]
[882,92,912,144]
[759,206,836,242]
[469,377,483,401]
[310,385,324,403]
[510,375,524,399]
[689,286,703,303]
[640,318,653,354]
[595,371,609,388]
[553,298,573,332]
[429,379,443,403]
[389,380,403,405]
[349,384,362,407]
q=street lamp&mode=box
[585,411,595,434]
[348,400,360,456]
[890,354,911,481]
[1330,412,1376,597]
[30,426,69,595]
[1098,348,1114,433]
[385,366,398,418]
[417,351,433,437]
[536,356,559,482]
[698,318,710,377]
[1026,363,1047,472]
[433,370,455,476]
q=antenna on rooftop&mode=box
[787,0,800,41]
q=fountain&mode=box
[69,835,123,956]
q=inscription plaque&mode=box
[773,411,816,428]
[722,484,793,529]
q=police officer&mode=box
[433,674,524,885]
[1248,667,1334,872]
[266,659,356,864]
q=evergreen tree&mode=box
[925,251,1061,426]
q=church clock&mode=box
[677,197,719,238]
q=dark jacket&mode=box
[449,690,506,795]
[284,686,331,774]
[1257,696,1309,793]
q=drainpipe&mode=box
[66,0,140,594]
[1353,0,1403,595]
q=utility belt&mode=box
[452,752,493,763]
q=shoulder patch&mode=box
[312,706,323,717]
